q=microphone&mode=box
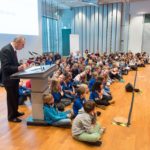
[32,51,42,57]
[32,52,38,55]
[28,51,34,56]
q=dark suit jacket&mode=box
[0,44,19,86]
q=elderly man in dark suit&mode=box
[0,36,26,122]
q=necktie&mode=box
[14,51,18,61]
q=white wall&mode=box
[128,0,150,53]
[0,0,42,62]
[128,14,144,53]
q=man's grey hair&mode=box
[13,36,25,43]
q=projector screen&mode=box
[0,0,39,35]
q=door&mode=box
[62,29,71,56]
[142,14,150,55]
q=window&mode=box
[145,14,150,23]
[42,16,58,53]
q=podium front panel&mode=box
[31,88,49,120]
[31,78,48,92]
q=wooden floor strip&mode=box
[0,65,150,150]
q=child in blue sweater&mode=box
[89,81,114,106]
[18,81,31,105]
[50,79,71,111]
[88,72,98,91]
[73,86,86,117]
[43,93,71,127]
[62,73,76,101]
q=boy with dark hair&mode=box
[72,101,105,146]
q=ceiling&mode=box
[55,0,148,8]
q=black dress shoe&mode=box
[84,141,102,146]
[8,118,22,123]
[96,111,101,116]
[17,112,25,117]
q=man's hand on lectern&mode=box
[18,65,25,71]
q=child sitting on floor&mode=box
[50,79,71,111]
[43,93,72,128]
[89,81,114,106]
[72,101,105,146]
[18,81,31,105]
[72,86,87,117]
[62,73,76,101]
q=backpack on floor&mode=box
[130,65,138,71]
[125,83,134,92]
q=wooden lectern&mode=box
[11,64,58,125]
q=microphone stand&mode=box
[127,68,138,127]
[112,67,138,127]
